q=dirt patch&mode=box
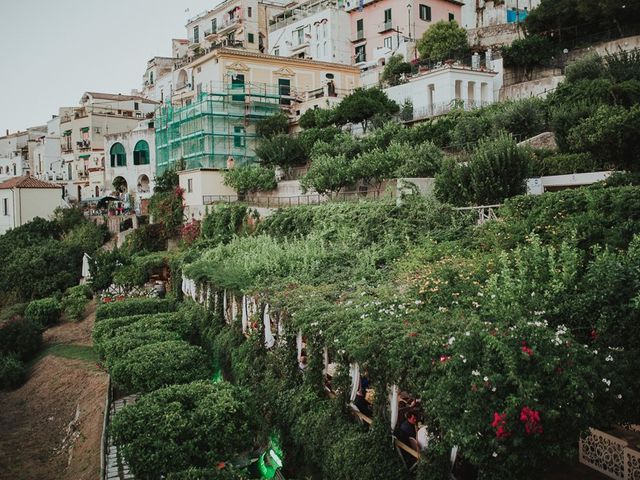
[43,302,96,347]
[0,302,108,480]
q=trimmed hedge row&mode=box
[24,297,62,327]
[96,298,176,321]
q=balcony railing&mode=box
[351,31,366,42]
[378,21,393,33]
[400,100,494,123]
[77,140,91,150]
[217,17,241,35]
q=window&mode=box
[197,83,203,95]
[384,8,392,26]
[231,73,245,101]
[248,6,252,17]
[356,19,364,39]
[278,78,291,105]
[134,102,139,110]
[384,36,393,49]
[212,18,217,33]
[233,126,245,148]
[110,142,126,167]
[248,33,254,43]
[449,12,455,21]
[294,28,304,45]
[193,25,200,43]
[419,4,431,21]
[2,198,8,216]
[355,44,366,63]
[187,178,193,193]
[133,140,150,165]
[274,47,280,56]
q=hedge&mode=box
[24,297,62,327]
[93,313,177,356]
[96,298,176,321]
[101,328,182,367]
[0,317,42,360]
[0,354,27,390]
[110,340,211,394]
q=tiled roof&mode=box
[0,177,63,190]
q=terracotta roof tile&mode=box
[0,177,63,190]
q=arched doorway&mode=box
[137,174,150,193]
[95,186,100,197]
[112,176,128,194]
[133,140,150,165]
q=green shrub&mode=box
[111,381,258,479]
[0,317,42,360]
[92,313,177,357]
[124,224,168,253]
[501,34,555,69]
[24,297,62,327]
[201,204,249,246]
[61,285,92,323]
[223,165,277,195]
[110,340,210,393]
[96,298,176,321]
[102,328,182,366]
[417,20,470,62]
[529,152,602,176]
[166,467,246,480]
[0,354,27,390]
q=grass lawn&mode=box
[29,344,100,368]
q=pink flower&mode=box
[491,412,512,439]
[520,407,543,435]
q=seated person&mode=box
[298,355,308,371]
[353,386,373,417]
[396,412,418,445]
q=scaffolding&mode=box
[155,82,283,175]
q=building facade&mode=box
[59,92,159,202]
[0,177,67,235]
[32,116,68,183]
[0,127,47,180]
[158,47,360,175]
[104,119,156,209]
[268,0,352,65]
[384,56,498,123]
[348,0,463,67]
[461,0,540,29]
[184,0,289,57]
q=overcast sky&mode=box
[0,0,217,135]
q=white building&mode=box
[384,56,498,123]
[33,116,67,183]
[0,127,47,180]
[0,177,67,235]
[104,119,156,212]
[184,0,289,57]
[268,0,352,65]
[461,0,540,29]
[59,92,159,202]
[141,56,177,104]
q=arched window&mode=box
[133,140,150,165]
[110,143,126,167]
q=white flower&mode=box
[465,331,471,336]
[448,336,456,345]
[492,387,496,392]
[617,394,623,399]
[492,452,498,458]
[483,376,489,382]
[477,292,484,297]
[593,350,599,355]
[438,306,448,313]
[491,294,496,299]
[472,302,480,308]
[605,355,613,362]
[414,300,423,305]
[602,378,611,387]
[472,370,481,376]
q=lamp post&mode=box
[406,3,412,41]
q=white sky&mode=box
[0,0,218,134]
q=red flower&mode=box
[103,297,112,303]
[520,407,543,435]
[491,412,512,439]
[440,355,451,363]
[590,329,598,341]
[521,346,534,356]
[408,332,418,337]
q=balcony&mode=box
[77,140,91,150]
[217,17,241,36]
[289,39,310,53]
[351,31,366,43]
[378,21,393,33]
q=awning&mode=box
[80,127,90,133]
[79,154,91,159]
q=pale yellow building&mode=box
[0,177,67,235]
